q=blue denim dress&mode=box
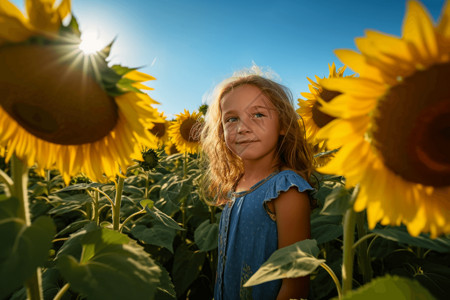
[214,170,313,300]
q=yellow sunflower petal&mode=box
[0,0,32,42]
[26,0,61,33]
[318,93,377,118]
[125,70,156,82]
[403,0,439,61]
[56,0,71,21]
[334,49,383,81]
[320,77,386,98]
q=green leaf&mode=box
[160,177,193,205]
[146,205,185,231]
[122,184,144,197]
[55,223,97,261]
[48,202,83,215]
[56,182,104,192]
[140,199,154,209]
[58,14,81,38]
[0,199,56,299]
[111,64,138,76]
[194,219,219,252]
[372,226,450,253]
[244,239,324,287]
[311,212,342,244]
[56,220,91,238]
[154,262,177,300]
[57,227,161,300]
[57,193,92,203]
[172,244,206,296]
[154,197,179,216]
[131,224,176,253]
[320,185,351,216]
[99,37,116,59]
[335,275,435,300]
[116,77,143,94]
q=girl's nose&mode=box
[237,120,251,134]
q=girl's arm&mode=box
[272,187,311,300]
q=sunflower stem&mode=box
[144,172,150,199]
[181,152,188,238]
[120,209,146,232]
[113,176,125,231]
[0,168,13,197]
[341,184,359,295]
[11,155,43,300]
[320,262,342,299]
[93,190,100,226]
[53,283,70,300]
[355,211,373,283]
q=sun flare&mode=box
[79,29,105,54]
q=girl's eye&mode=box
[226,117,238,123]
[253,113,265,118]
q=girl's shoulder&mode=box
[264,169,314,199]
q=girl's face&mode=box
[220,84,283,163]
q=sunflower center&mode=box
[150,122,166,137]
[0,44,118,145]
[311,89,341,128]
[373,62,450,187]
[180,118,201,142]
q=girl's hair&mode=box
[200,74,314,203]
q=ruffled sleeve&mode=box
[263,170,314,221]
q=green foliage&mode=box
[2,148,449,300]
[194,219,219,252]
[336,275,435,300]
[244,239,324,287]
[0,196,55,299]
[372,226,450,253]
[57,225,161,299]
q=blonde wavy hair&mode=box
[200,74,314,204]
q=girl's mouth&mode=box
[236,140,257,144]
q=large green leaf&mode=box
[320,185,351,216]
[244,239,324,287]
[146,205,184,231]
[57,227,161,300]
[160,176,193,205]
[194,219,219,252]
[172,244,206,296]
[56,182,104,192]
[372,226,450,253]
[0,197,56,299]
[311,212,342,244]
[335,275,435,300]
[132,224,176,253]
[154,262,177,300]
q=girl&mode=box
[201,73,315,300]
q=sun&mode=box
[79,29,105,54]
[0,0,162,183]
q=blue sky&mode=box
[12,0,447,118]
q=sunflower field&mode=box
[0,0,449,300]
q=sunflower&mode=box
[148,112,170,147]
[0,0,160,183]
[168,110,203,154]
[316,0,450,237]
[297,63,350,141]
[164,138,179,156]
